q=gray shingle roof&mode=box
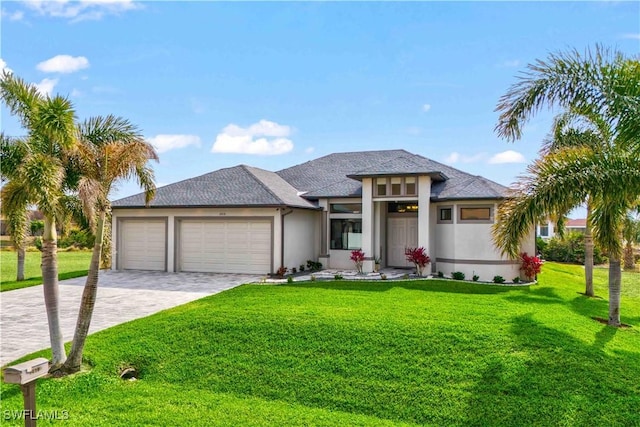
[277,149,508,200]
[112,165,318,209]
[112,149,508,208]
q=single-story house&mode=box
[537,218,587,240]
[111,149,535,279]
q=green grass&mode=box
[1,262,639,426]
[0,250,92,292]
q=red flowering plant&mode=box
[520,252,542,281]
[350,249,366,274]
[405,247,431,276]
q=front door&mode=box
[387,217,418,267]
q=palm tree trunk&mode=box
[16,245,25,281]
[42,216,67,369]
[584,204,594,296]
[623,241,635,270]
[608,255,622,327]
[63,210,105,374]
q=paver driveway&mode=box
[0,271,260,366]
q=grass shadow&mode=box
[464,313,640,426]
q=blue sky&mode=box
[1,1,639,212]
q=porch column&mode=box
[418,176,431,256]
[361,178,375,273]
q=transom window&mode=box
[374,177,418,197]
[438,207,452,222]
[330,203,362,214]
[388,202,419,213]
[330,219,362,250]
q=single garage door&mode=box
[119,219,167,271]
[179,219,272,274]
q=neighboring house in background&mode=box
[0,210,44,236]
[537,218,587,240]
[111,149,535,279]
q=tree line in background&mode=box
[0,71,158,375]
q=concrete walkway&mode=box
[0,271,260,366]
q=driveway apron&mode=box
[0,271,259,366]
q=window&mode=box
[459,206,493,223]
[330,203,362,214]
[405,177,416,195]
[388,202,419,213]
[330,219,362,250]
[374,177,418,197]
[391,177,402,196]
[539,225,549,237]
[376,178,387,196]
[438,207,452,223]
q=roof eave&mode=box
[347,171,448,181]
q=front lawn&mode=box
[0,250,92,292]
[0,262,638,426]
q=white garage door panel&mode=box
[121,220,166,271]
[180,220,271,274]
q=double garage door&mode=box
[119,218,272,274]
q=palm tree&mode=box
[60,115,158,374]
[1,72,77,367]
[622,213,640,271]
[1,133,30,281]
[541,111,611,297]
[494,46,640,327]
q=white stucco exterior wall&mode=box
[417,176,431,255]
[283,209,320,271]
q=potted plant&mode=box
[350,249,365,274]
[374,257,382,272]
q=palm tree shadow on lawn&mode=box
[463,313,640,426]
[506,286,639,327]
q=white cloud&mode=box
[406,126,422,136]
[422,104,431,113]
[147,134,201,154]
[305,147,315,154]
[0,58,12,74]
[34,78,58,96]
[71,88,83,97]
[212,120,294,155]
[621,33,640,40]
[488,150,526,164]
[444,151,487,164]
[37,55,89,73]
[2,9,24,21]
[500,59,521,68]
[23,0,142,22]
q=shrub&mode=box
[473,275,480,282]
[404,247,431,276]
[299,265,305,272]
[493,275,505,284]
[402,273,409,280]
[451,271,465,280]
[59,229,94,249]
[350,249,365,274]
[30,220,44,236]
[520,252,542,281]
[306,260,323,271]
[536,236,547,256]
[291,267,297,274]
[512,277,520,284]
[33,237,43,251]
[437,271,444,278]
[276,266,288,278]
[287,276,294,284]
[310,274,316,282]
[334,274,343,280]
[542,232,606,264]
